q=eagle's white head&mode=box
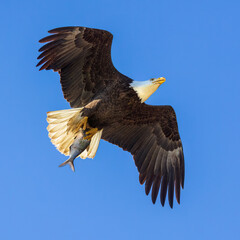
[130,77,166,102]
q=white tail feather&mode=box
[80,129,103,159]
[46,108,102,158]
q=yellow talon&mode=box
[78,116,88,130]
[84,128,98,140]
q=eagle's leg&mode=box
[84,127,99,140]
[77,116,88,130]
[79,99,101,139]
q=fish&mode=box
[58,129,90,171]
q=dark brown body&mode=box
[82,79,140,129]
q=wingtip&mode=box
[169,199,173,208]
[139,173,146,185]
[36,63,43,70]
[181,180,185,189]
[36,62,41,67]
[151,193,157,204]
[48,27,72,34]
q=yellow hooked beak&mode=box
[153,77,166,85]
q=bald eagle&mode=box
[37,26,184,208]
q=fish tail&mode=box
[47,108,83,156]
[59,157,75,172]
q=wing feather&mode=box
[37,26,131,107]
[152,175,161,204]
[102,105,184,207]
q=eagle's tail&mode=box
[46,108,102,159]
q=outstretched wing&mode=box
[37,26,131,107]
[102,104,184,208]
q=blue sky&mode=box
[1,0,240,239]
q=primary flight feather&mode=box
[37,26,185,208]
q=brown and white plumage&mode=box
[37,26,185,208]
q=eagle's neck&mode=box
[130,80,160,103]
